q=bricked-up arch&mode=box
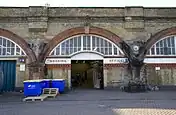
[145,27,176,56]
[40,26,124,61]
[0,29,36,63]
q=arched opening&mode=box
[0,29,36,92]
[144,27,176,86]
[44,27,128,90]
[49,34,124,57]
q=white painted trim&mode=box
[144,58,176,64]
[71,52,103,60]
[0,58,18,60]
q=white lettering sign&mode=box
[155,67,160,70]
[20,64,25,71]
[144,58,176,64]
[45,58,71,64]
[103,58,128,64]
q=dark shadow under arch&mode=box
[0,28,37,63]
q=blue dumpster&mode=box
[42,79,52,88]
[23,80,43,97]
[52,79,65,93]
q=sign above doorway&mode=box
[103,58,128,64]
[45,58,129,64]
[45,58,71,64]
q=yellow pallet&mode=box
[23,95,48,102]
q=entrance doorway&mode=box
[0,60,16,92]
[71,60,103,89]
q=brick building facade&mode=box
[0,6,176,90]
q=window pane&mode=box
[171,37,175,47]
[11,42,15,47]
[164,47,168,55]
[11,48,14,55]
[109,43,112,48]
[78,47,81,51]
[74,37,77,47]
[74,47,77,52]
[167,48,171,55]
[151,48,155,54]
[7,40,10,47]
[2,48,6,55]
[83,36,86,48]
[105,48,108,55]
[92,36,95,48]
[56,47,60,55]
[61,47,66,55]
[3,39,6,47]
[0,48,1,55]
[70,39,73,47]
[61,42,65,48]
[100,48,104,54]
[100,39,104,47]
[156,42,159,47]
[16,47,20,53]
[70,47,73,54]
[87,36,91,49]
[66,48,69,55]
[105,41,108,47]
[159,40,163,47]
[7,48,10,55]
[96,37,99,47]
[0,38,2,45]
[78,36,81,47]
[114,46,117,55]
[97,47,100,52]
[65,40,69,47]
[172,48,175,55]
[164,39,167,47]
[156,48,160,54]
[167,38,171,47]
[160,48,164,55]
[109,48,112,55]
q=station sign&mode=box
[144,58,176,64]
[45,58,71,64]
[103,58,128,64]
[45,58,129,64]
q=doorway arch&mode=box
[40,26,124,61]
[44,27,127,89]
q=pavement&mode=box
[0,89,176,115]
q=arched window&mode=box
[49,35,124,57]
[147,35,176,56]
[0,36,26,57]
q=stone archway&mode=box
[41,26,127,89]
[40,26,123,61]
[0,28,36,63]
[145,27,176,51]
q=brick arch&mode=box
[0,28,36,63]
[40,26,124,61]
[145,27,176,51]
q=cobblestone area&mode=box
[0,90,176,115]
